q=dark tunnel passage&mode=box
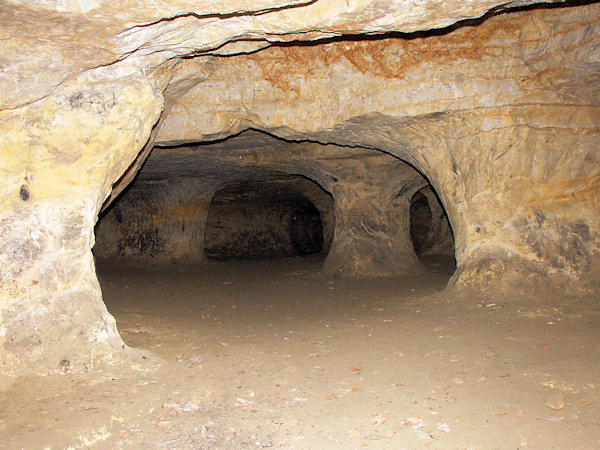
[289,203,324,255]
[409,185,456,272]
[93,130,456,276]
[410,190,433,255]
[203,179,328,260]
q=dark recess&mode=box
[410,191,432,255]
[289,203,324,255]
[204,180,326,260]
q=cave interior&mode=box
[0,0,599,447]
[94,129,456,274]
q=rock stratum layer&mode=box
[0,0,598,379]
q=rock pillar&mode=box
[0,71,163,378]
[322,162,427,278]
[414,109,600,294]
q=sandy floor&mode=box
[1,255,599,448]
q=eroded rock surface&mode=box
[158,4,600,291]
[0,0,598,378]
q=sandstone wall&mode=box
[158,4,600,292]
[155,136,432,278]
[95,179,215,263]
[94,135,434,277]
[0,71,164,380]
[0,1,597,379]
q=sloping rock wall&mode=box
[0,71,164,379]
[95,179,215,263]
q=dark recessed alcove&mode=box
[409,185,456,272]
[204,178,328,260]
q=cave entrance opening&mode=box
[93,130,335,267]
[93,130,455,363]
[409,185,456,274]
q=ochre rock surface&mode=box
[0,1,598,379]
[158,4,600,291]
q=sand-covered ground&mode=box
[1,255,599,448]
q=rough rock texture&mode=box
[0,0,598,378]
[158,4,600,292]
[411,186,455,257]
[1,0,556,109]
[0,70,162,380]
[95,179,215,263]
[320,154,429,278]
[95,132,434,277]
[95,165,334,263]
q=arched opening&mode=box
[93,129,459,291]
[203,178,327,260]
[91,132,459,427]
[409,185,456,273]
[410,190,432,255]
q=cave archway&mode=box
[92,129,462,371]
[95,129,458,279]
[409,185,456,273]
[203,178,329,260]
[289,202,324,255]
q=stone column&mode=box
[412,108,600,294]
[321,106,599,294]
[0,70,163,379]
[322,162,427,278]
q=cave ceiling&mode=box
[1,0,570,110]
[143,130,390,183]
